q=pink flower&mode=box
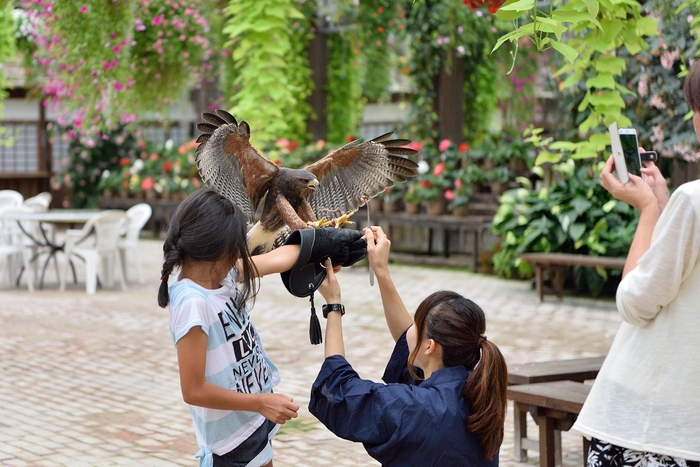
[114,82,123,91]
[444,189,455,201]
[455,179,462,189]
[433,162,445,176]
[80,5,87,13]
[438,139,451,152]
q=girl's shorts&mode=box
[587,438,699,467]
[213,419,277,467]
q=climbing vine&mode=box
[493,0,658,163]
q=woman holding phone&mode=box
[572,61,700,467]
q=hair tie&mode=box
[161,274,168,281]
[479,335,487,345]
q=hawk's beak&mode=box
[307,178,319,191]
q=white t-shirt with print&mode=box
[169,268,280,459]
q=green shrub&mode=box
[491,163,639,296]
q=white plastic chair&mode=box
[0,190,24,246]
[60,210,128,294]
[0,190,23,209]
[0,221,34,292]
[23,192,55,246]
[118,203,152,284]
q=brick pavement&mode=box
[0,237,622,467]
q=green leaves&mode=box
[224,0,306,148]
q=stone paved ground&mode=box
[0,236,622,467]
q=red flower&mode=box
[141,177,154,191]
[119,157,131,166]
[149,153,159,161]
[162,160,172,172]
[420,180,434,189]
[433,162,445,176]
[289,140,298,151]
[347,134,355,143]
[459,142,469,153]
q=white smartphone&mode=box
[618,127,643,179]
[609,123,643,184]
[609,122,629,184]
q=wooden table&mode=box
[362,211,493,271]
[508,356,605,465]
[520,252,627,301]
[508,356,606,385]
[507,381,592,467]
[0,209,104,288]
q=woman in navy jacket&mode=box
[309,226,508,467]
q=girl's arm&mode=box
[317,260,345,358]
[176,326,299,424]
[237,244,301,279]
[364,227,413,342]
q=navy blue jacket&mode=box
[309,331,499,467]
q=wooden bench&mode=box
[508,357,605,466]
[520,252,627,302]
[507,381,591,467]
[364,211,493,271]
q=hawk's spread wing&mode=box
[195,110,278,222]
[304,132,420,218]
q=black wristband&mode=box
[322,303,345,319]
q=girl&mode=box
[158,188,364,467]
[309,226,509,467]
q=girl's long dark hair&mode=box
[158,188,258,307]
[408,290,508,460]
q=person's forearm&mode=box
[623,204,660,278]
[182,380,262,412]
[251,244,301,277]
[324,312,345,357]
[373,266,413,342]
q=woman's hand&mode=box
[364,226,391,275]
[639,157,669,213]
[317,259,341,304]
[600,154,657,213]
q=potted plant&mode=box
[403,181,423,214]
[381,185,406,213]
[446,177,473,217]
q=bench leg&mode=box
[553,265,565,300]
[535,265,544,302]
[513,401,528,461]
[538,415,556,467]
[582,437,591,467]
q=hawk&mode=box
[195,109,420,255]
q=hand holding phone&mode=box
[609,123,654,184]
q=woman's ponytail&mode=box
[463,337,508,460]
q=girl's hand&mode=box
[257,393,299,425]
[317,259,341,304]
[364,226,391,274]
[639,157,669,212]
[600,155,657,213]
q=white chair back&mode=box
[93,211,128,254]
[124,203,152,243]
[0,190,23,211]
[23,192,51,210]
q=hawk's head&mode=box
[279,168,319,200]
